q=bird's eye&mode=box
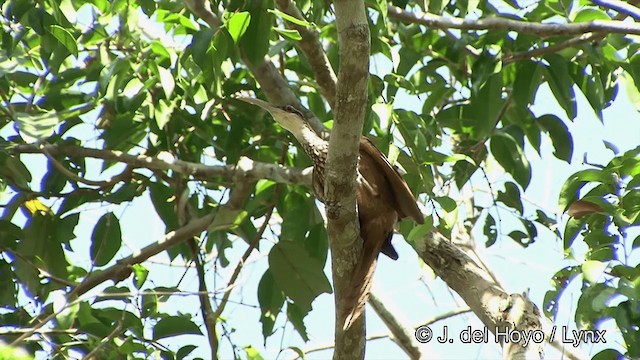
[283,105,303,117]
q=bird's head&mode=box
[238,97,307,136]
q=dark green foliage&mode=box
[0,0,638,358]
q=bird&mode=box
[238,96,424,329]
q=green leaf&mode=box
[274,28,302,41]
[544,55,577,120]
[623,72,640,111]
[490,133,531,189]
[16,212,68,298]
[285,347,306,360]
[286,301,309,342]
[189,28,215,68]
[584,230,616,261]
[0,220,22,249]
[497,182,523,214]
[484,213,497,247]
[434,196,456,212]
[468,74,505,138]
[132,264,149,289]
[157,66,175,98]
[520,219,538,247]
[0,260,16,306]
[558,169,616,212]
[407,216,433,243]
[571,64,605,120]
[56,213,79,243]
[513,61,543,107]
[615,302,640,357]
[13,112,60,143]
[104,183,141,204]
[239,1,273,64]
[267,9,313,28]
[0,153,32,190]
[90,212,122,267]
[581,260,607,284]
[508,230,528,245]
[226,11,251,43]
[177,345,197,360]
[258,270,285,339]
[154,99,175,130]
[471,52,502,95]
[572,8,610,22]
[153,316,202,340]
[150,40,171,60]
[48,25,78,57]
[54,296,79,329]
[0,346,32,360]
[537,114,573,162]
[141,292,158,318]
[563,217,585,249]
[244,345,265,360]
[592,349,623,360]
[268,241,332,311]
[544,266,580,318]
[149,182,178,231]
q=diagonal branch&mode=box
[503,32,603,64]
[368,291,422,359]
[72,174,256,298]
[387,5,640,36]
[72,212,216,296]
[183,0,222,29]
[275,0,338,107]
[412,230,584,360]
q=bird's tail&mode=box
[340,231,390,331]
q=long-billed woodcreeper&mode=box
[239,97,424,329]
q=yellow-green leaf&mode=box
[49,25,78,57]
[226,11,251,43]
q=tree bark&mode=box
[413,230,545,359]
[326,0,371,359]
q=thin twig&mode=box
[81,321,123,359]
[0,247,76,287]
[211,186,280,321]
[209,185,279,357]
[504,32,604,64]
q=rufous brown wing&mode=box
[341,137,424,330]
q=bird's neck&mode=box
[290,124,328,166]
